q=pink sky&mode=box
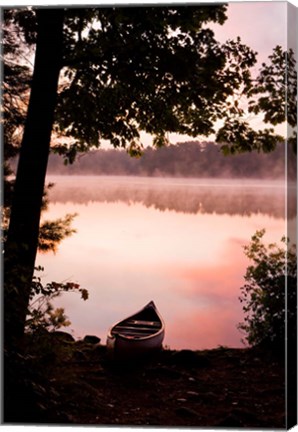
[212,2,288,64]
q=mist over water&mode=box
[46,175,288,218]
[38,175,287,349]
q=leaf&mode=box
[80,289,89,301]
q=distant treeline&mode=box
[47,141,287,179]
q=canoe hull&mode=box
[107,328,164,359]
[107,301,165,360]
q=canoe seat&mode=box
[126,320,161,328]
[111,327,155,338]
[116,331,153,338]
[112,325,156,333]
[111,319,162,338]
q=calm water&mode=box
[37,175,287,349]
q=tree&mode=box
[1,15,78,254]
[4,8,65,347]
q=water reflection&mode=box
[38,176,287,349]
[46,175,289,218]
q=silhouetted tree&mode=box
[4,9,65,346]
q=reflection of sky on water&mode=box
[37,176,287,349]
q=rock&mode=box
[51,331,75,342]
[92,344,107,356]
[186,391,200,401]
[83,335,101,344]
[73,350,87,362]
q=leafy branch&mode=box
[26,270,89,333]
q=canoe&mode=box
[106,301,165,359]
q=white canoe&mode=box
[106,301,165,359]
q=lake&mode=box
[36,175,287,349]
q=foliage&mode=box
[5,8,295,161]
[248,46,297,153]
[238,230,297,350]
[1,11,31,157]
[2,206,77,255]
[9,5,264,162]
[217,46,297,154]
[27,302,71,333]
[1,12,77,251]
[54,11,258,160]
[26,268,89,333]
[1,10,32,225]
[38,213,77,253]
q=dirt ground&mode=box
[5,332,290,429]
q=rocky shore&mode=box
[4,331,288,428]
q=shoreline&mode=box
[5,331,288,428]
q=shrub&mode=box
[238,229,297,350]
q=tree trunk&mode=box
[4,8,64,348]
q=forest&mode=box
[47,140,287,179]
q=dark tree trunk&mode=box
[4,8,64,348]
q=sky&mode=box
[211,2,287,59]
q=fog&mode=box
[46,141,292,181]
[46,175,289,219]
